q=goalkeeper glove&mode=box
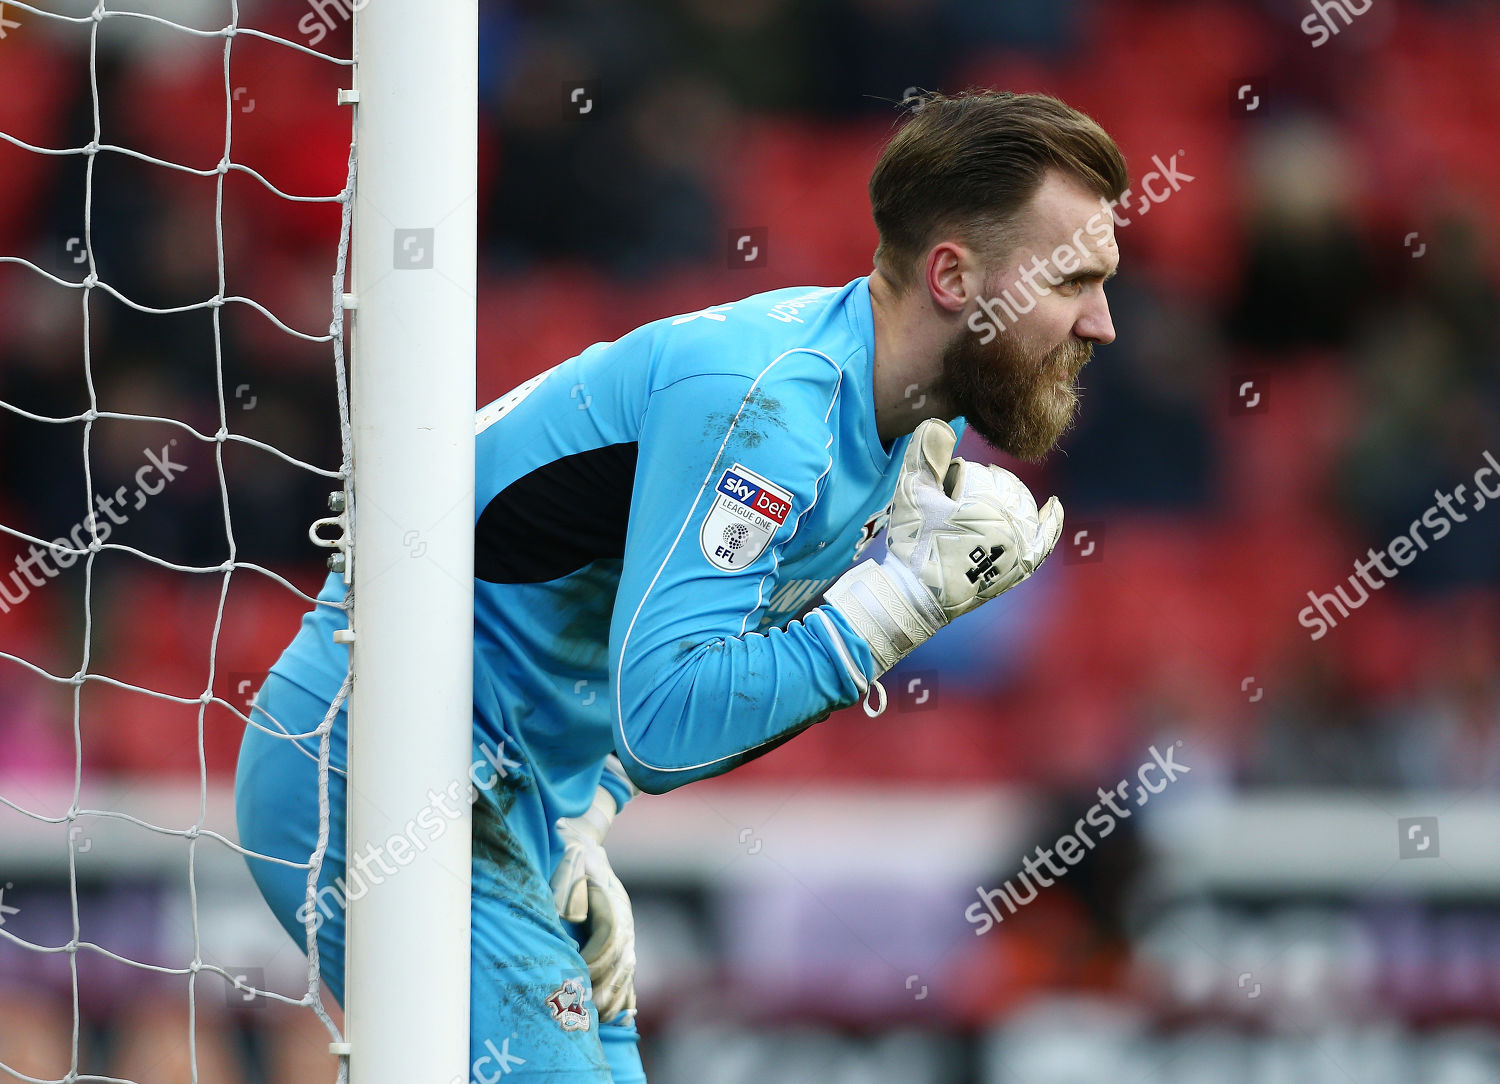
[823,418,1063,708]
[551,784,636,1023]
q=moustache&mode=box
[1049,341,1092,379]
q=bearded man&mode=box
[235,88,1126,1082]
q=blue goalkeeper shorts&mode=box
[234,672,646,1082]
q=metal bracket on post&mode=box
[310,490,351,580]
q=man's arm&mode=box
[608,360,1064,794]
[608,355,877,794]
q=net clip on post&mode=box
[310,490,351,581]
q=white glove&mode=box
[823,417,1063,678]
[551,784,636,1023]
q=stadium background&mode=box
[2,0,1499,1080]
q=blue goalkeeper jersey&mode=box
[270,275,964,822]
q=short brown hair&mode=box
[869,90,1128,292]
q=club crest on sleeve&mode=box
[545,978,592,1032]
[699,463,792,571]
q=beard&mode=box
[934,322,1093,461]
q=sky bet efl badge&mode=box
[700,463,792,571]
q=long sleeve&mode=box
[608,356,877,794]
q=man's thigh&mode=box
[237,674,644,1081]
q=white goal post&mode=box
[344,2,476,1082]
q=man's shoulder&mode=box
[646,278,867,383]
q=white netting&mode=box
[0,2,355,1080]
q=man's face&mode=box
[936,171,1119,460]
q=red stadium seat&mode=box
[0,39,74,253]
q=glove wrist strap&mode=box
[823,557,946,677]
[571,785,617,843]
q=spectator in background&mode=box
[1225,119,1379,356]
[1334,205,1500,591]
[1244,649,1404,788]
[481,13,729,276]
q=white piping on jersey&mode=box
[810,608,868,695]
[739,397,838,637]
[476,365,558,434]
[615,348,846,779]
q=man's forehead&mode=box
[1017,173,1118,265]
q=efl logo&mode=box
[718,470,790,525]
[700,464,793,571]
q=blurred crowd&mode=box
[1,0,1499,1079]
[0,0,1494,788]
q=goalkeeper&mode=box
[235,89,1123,1082]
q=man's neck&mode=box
[869,267,945,444]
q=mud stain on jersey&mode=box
[550,559,622,673]
[703,388,787,450]
[675,637,726,662]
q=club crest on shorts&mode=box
[699,463,792,571]
[545,978,592,1032]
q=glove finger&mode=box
[586,942,634,1004]
[943,456,975,502]
[594,972,636,1022]
[904,418,957,490]
[550,854,590,923]
[578,879,631,971]
[579,935,633,1019]
[1035,496,1064,560]
[580,920,622,976]
[590,947,636,1020]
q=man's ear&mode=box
[924,241,980,315]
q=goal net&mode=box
[0,2,475,1082]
